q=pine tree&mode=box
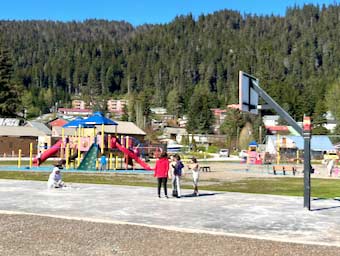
[0,46,21,117]
[186,85,214,133]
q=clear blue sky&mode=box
[0,0,338,26]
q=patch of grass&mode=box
[0,171,50,181]
[0,160,55,166]
[199,177,340,198]
[1,171,340,198]
[199,178,304,196]
[0,171,156,187]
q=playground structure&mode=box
[246,141,262,165]
[29,112,164,170]
[241,141,263,165]
[31,131,159,171]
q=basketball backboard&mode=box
[239,71,259,115]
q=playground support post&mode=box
[101,124,104,154]
[65,143,70,169]
[77,124,81,167]
[109,153,113,170]
[276,134,280,165]
[108,134,111,149]
[18,149,22,168]
[61,128,65,159]
[29,143,33,168]
[71,148,75,168]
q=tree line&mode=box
[1,4,340,135]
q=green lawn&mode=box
[0,171,339,198]
[200,178,340,198]
[0,160,56,166]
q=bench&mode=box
[200,166,211,172]
[272,165,296,176]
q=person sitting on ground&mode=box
[47,166,65,189]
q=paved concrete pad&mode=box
[1,179,340,246]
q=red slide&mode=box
[115,142,153,170]
[33,140,62,166]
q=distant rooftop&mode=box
[0,126,48,137]
[25,121,52,135]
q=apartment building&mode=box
[72,100,87,109]
[107,99,128,116]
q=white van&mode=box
[219,149,230,157]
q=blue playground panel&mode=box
[0,166,153,174]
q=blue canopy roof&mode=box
[82,112,117,126]
[249,140,258,146]
[63,117,87,128]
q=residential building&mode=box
[25,121,52,136]
[150,107,167,115]
[107,99,128,116]
[211,108,227,125]
[265,135,334,160]
[178,116,188,128]
[263,115,280,127]
[47,118,68,128]
[0,126,51,156]
[72,100,87,109]
[324,111,337,132]
[162,127,226,146]
[0,118,21,127]
[57,108,93,116]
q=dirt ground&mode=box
[180,161,331,182]
[1,214,340,256]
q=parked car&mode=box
[219,149,230,157]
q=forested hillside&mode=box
[1,4,340,127]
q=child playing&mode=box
[47,167,65,189]
[188,157,200,196]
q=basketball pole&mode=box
[249,78,311,211]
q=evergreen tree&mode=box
[186,85,214,133]
[0,46,21,117]
[220,109,245,149]
[325,80,340,122]
[166,88,182,117]
[2,5,340,123]
[312,99,329,135]
[120,104,129,121]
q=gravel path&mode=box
[1,214,339,256]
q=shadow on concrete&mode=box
[182,192,218,198]
[311,198,340,211]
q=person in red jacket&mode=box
[154,152,170,198]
